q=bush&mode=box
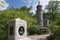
[0,35,7,40]
[27,24,41,35]
[48,21,60,40]
[48,27,60,40]
[56,19,60,25]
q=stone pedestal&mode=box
[7,18,50,40]
[8,18,27,40]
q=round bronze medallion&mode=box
[18,26,25,35]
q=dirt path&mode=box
[28,34,50,40]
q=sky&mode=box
[0,0,8,10]
[0,0,50,13]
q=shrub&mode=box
[27,24,41,35]
[48,21,60,40]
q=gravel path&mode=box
[28,34,50,40]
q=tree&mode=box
[45,1,60,40]
[46,1,60,20]
[0,6,39,40]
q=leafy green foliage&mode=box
[46,1,60,20]
[45,1,60,40]
[27,24,40,35]
[0,1,60,40]
[0,6,40,40]
[48,21,60,40]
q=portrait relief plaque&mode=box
[18,26,25,36]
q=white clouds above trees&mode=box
[0,0,9,10]
[23,0,50,13]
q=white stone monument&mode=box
[8,18,31,40]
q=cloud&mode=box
[23,0,50,14]
[0,0,9,11]
[51,0,60,1]
[22,0,38,14]
[23,0,37,6]
[40,0,50,10]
